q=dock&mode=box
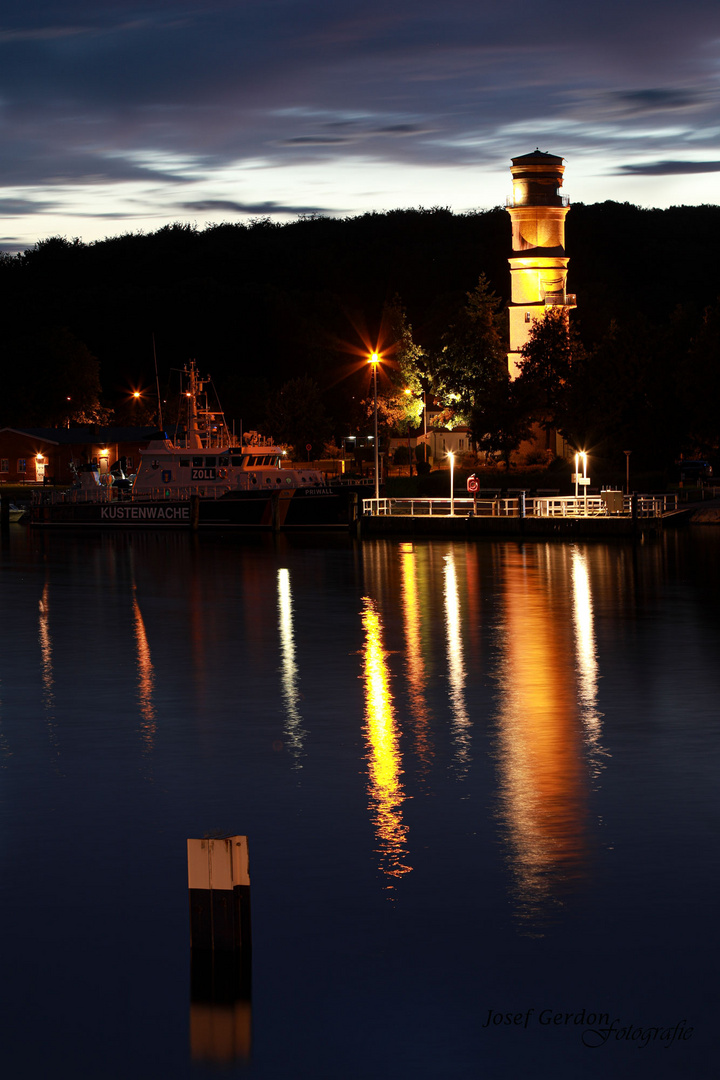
[358,493,680,539]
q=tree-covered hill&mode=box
[1,201,719,446]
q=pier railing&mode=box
[362,494,677,519]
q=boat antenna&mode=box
[152,333,164,432]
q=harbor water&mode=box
[0,526,718,1079]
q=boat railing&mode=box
[31,485,232,506]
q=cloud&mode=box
[1,0,720,243]
[179,199,331,216]
[618,160,720,176]
[276,136,356,146]
[0,198,56,216]
[608,89,705,114]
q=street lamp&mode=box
[370,352,380,503]
[624,450,632,496]
[448,450,455,516]
[581,451,588,516]
[403,388,413,476]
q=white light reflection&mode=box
[570,547,607,778]
[361,596,411,889]
[399,545,433,771]
[444,551,470,774]
[132,590,157,752]
[277,568,306,766]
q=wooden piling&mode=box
[187,835,252,1062]
[187,835,251,952]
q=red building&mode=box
[0,426,164,485]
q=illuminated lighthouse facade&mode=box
[506,150,576,380]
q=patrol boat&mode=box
[30,363,350,529]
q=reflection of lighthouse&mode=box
[494,546,588,930]
[506,150,576,381]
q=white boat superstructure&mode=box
[132,360,328,498]
[132,440,328,497]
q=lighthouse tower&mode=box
[506,150,576,379]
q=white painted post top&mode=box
[187,836,250,890]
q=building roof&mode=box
[511,149,564,165]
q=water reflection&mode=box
[398,545,433,771]
[38,583,54,711]
[361,596,411,888]
[131,588,157,752]
[38,581,60,761]
[494,545,590,931]
[571,548,607,779]
[444,551,471,776]
[277,568,306,766]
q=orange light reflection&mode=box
[38,583,54,710]
[132,590,157,751]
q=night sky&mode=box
[2,0,719,250]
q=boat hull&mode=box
[29,486,352,529]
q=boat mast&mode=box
[186,361,203,449]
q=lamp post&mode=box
[624,450,632,496]
[581,451,588,516]
[370,352,380,504]
[403,388,413,476]
[448,451,455,516]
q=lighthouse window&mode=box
[525,312,531,322]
